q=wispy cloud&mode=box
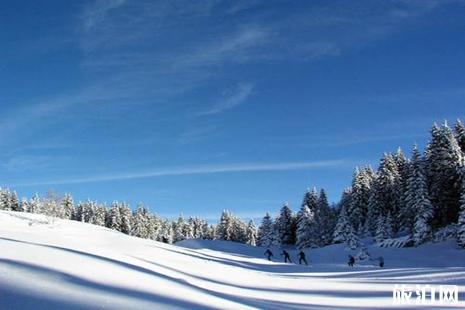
[178,124,220,144]
[173,27,270,68]
[82,0,127,30]
[198,82,254,116]
[12,159,349,187]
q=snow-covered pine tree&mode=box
[92,204,107,226]
[200,222,210,240]
[296,205,314,249]
[0,189,11,211]
[317,188,336,246]
[9,191,20,211]
[43,191,61,218]
[404,145,434,245]
[148,215,162,240]
[275,203,295,245]
[207,224,216,240]
[216,210,233,241]
[107,202,122,231]
[367,153,401,237]
[131,204,150,238]
[375,215,388,244]
[119,202,132,234]
[28,194,42,214]
[73,202,83,221]
[343,213,359,250]
[182,217,194,240]
[333,188,352,244]
[61,194,74,219]
[302,187,319,214]
[246,220,257,246]
[454,119,465,153]
[349,167,373,234]
[160,219,174,243]
[394,148,409,231]
[257,213,274,247]
[426,122,463,228]
[80,201,95,223]
[457,166,465,248]
[174,214,187,242]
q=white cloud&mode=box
[12,159,349,187]
[82,0,126,30]
[198,83,254,116]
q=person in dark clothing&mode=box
[378,256,384,268]
[281,250,292,263]
[264,249,273,261]
[348,255,355,267]
[298,251,308,265]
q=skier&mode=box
[378,256,384,268]
[348,255,355,267]
[264,249,274,261]
[281,250,292,263]
[298,251,308,265]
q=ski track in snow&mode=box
[1,210,464,309]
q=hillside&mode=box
[0,210,464,309]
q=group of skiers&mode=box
[263,249,308,265]
[264,249,384,268]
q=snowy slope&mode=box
[1,210,464,309]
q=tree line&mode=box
[1,119,465,249]
[257,119,465,249]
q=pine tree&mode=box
[257,213,274,247]
[80,201,95,223]
[275,203,295,245]
[367,153,401,236]
[0,189,11,211]
[44,195,60,218]
[131,204,150,238]
[107,202,122,231]
[345,223,359,250]
[375,215,388,244]
[246,220,257,246]
[231,217,248,243]
[426,122,463,228]
[119,202,132,234]
[174,214,187,242]
[28,194,42,214]
[61,194,74,219]
[9,191,20,211]
[216,210,234,241]
[457,167,465,248]
[454,119,465,153]
[404,145,434,245]
[333,189,352,244]
[317,189,336,245]
[349,167,373,234]
[302,187,319,214]
[296,205,314,249]
[394,148,409,230]
[92,204,107,226]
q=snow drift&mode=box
[1,210,464,309]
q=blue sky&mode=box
[1,0,465,221]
